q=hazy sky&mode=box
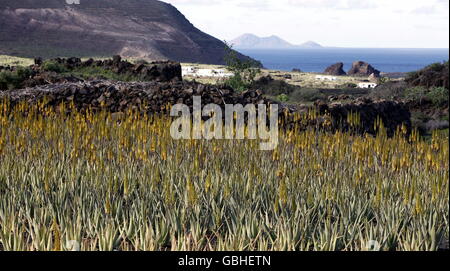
[162,0,449,48]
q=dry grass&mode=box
[262,70,364,89]
[0,55,34,67]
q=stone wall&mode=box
[1,80,411,136]
[0,56,182,90]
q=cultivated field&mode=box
[0,101,448,251]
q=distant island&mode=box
[229,34,323,49]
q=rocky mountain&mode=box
[230,34,322,49]
[0,0,257,65]
[230,34,294,49]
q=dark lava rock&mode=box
[1,79,411,137]
[0,80,272,115]
[369,73,380,83]
[0,56,183,91]
[34,57,43,66]
[326,98,411,136]
[38,56,182,82]
[324,62,346,76]
[348,61,381,77]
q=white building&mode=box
[358,82,378,89]
[210,69,234,78]
[182,66,197,76]
[315,75,337,81]
[196,69,214,77]
[182,66,233,78]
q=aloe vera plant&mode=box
[0,101,448,251]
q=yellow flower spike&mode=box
[278,179,288,206]
[51,218,61,251]
[186,178,198,206]
[272,149,279,161]
[414,193,423,216]
[205,174,212,193]
[276,168,285,178]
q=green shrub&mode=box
[290,88,326,103]
[16,66,32,79]
[277,94,289,102]
[406,61,449,89]
[0,67,32,90]
[224,74,248,92]
[378,77,390,84]
[404,86,428,101]
[342,83,357,89]
[426,87,449,106]
[0,71,10,90]
[368,81,408,100]
[250,77,298,96]
[427,62,447,72]
[223,42,260,92]
[41,61,68,73]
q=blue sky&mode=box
[162,0,449,48]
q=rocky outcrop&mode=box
[368,73,380,83]
[348,61,381,77]
[324,62,346,76]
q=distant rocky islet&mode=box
[324,61,381,77]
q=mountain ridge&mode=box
[230,34,323,49]
[0,0,259,65]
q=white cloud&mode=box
[286,0,377,9]
[162,0,449,48]
[412,6,438,15]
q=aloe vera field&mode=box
[0,100,448,251]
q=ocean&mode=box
[237,48,449,73]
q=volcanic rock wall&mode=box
[38,56,182,82]
[327,98,411,136]
[0,80,269,113]
[0,56,182,90]
[1,80,411,136]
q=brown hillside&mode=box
[0,0,259,65]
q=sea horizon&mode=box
[237,47,449,73]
